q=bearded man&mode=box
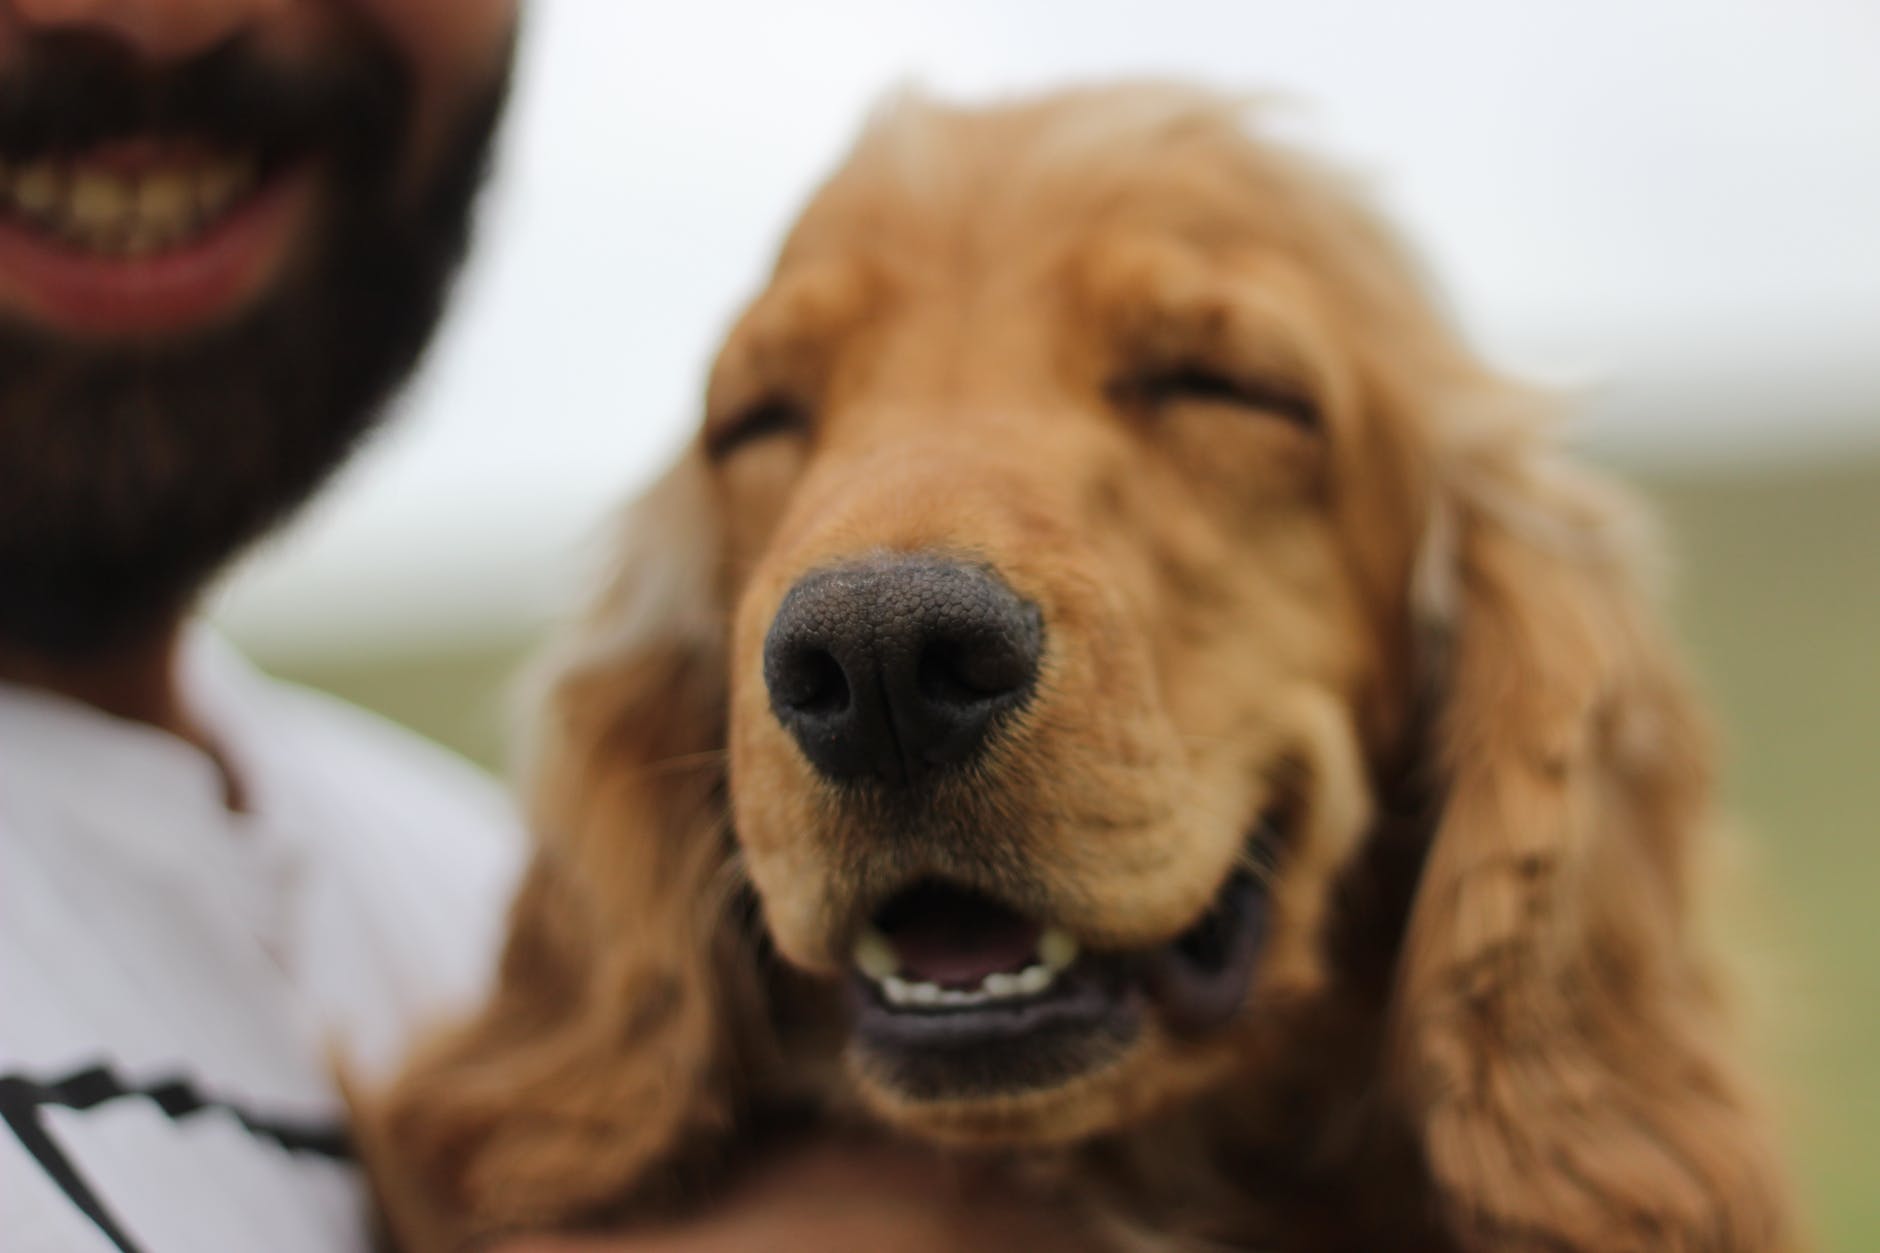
[0,5,1094,1250]
[0,3,523,1249]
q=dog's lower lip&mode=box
[1139,866,1268,1034]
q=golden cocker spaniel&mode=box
[365,84,1797,1252]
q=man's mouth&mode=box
[0,140,314,336]
[845,858,1270,1100]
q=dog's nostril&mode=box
[918,642,991,704]
[918,627,1036,702]
[776,646,850,715]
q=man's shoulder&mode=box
[217,654,532,1072]
[193,634,519,839]
[255,672,514,828]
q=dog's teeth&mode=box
[853,928,898,981]
[975,963,1059,1002]
[936,986,989,1007]
[866,935,1072,1010]
[1013,963,1053,996]
[983,971,1022,997]
[1039,928,1079,971]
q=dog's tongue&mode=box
[876,883,1043,988]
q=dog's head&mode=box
[377,85,1791,1251]
[707,86,1436,1142]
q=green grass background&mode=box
[251,453,1880,1248]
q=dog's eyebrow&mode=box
[1114,298,1331,432]
[705,260,878,418]
[1075,234,1328,380]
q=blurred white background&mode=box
[211,0,1880,660]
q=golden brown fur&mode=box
[361,85,1796,1251]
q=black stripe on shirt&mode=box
[0,1062,351,1253]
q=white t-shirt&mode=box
[0,634,524,1252]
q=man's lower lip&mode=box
[0,163,315,338]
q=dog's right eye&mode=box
[1110,364,1319,432]
[705,395,812,460]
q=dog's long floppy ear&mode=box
[1392,403,1795,1252]
[362,450,773,1251]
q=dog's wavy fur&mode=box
[361,85,1796,1252]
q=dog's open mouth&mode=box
[846,858,1269,1099]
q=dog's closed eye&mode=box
[706,394,813,460]
[1109,363,1319,431]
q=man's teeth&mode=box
[0,157,260,256]
[852,925,1081,1009]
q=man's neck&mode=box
[0,620,245,808]
[0,622,187,730]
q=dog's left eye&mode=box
[1111,365,1319,430]
[706,395,812,459]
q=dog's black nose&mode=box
[763,555,1043,786]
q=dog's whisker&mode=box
[1234,841,1284,891]
[637,747,730,776]
[710,842,753,906]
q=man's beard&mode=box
[0,29,510,658]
